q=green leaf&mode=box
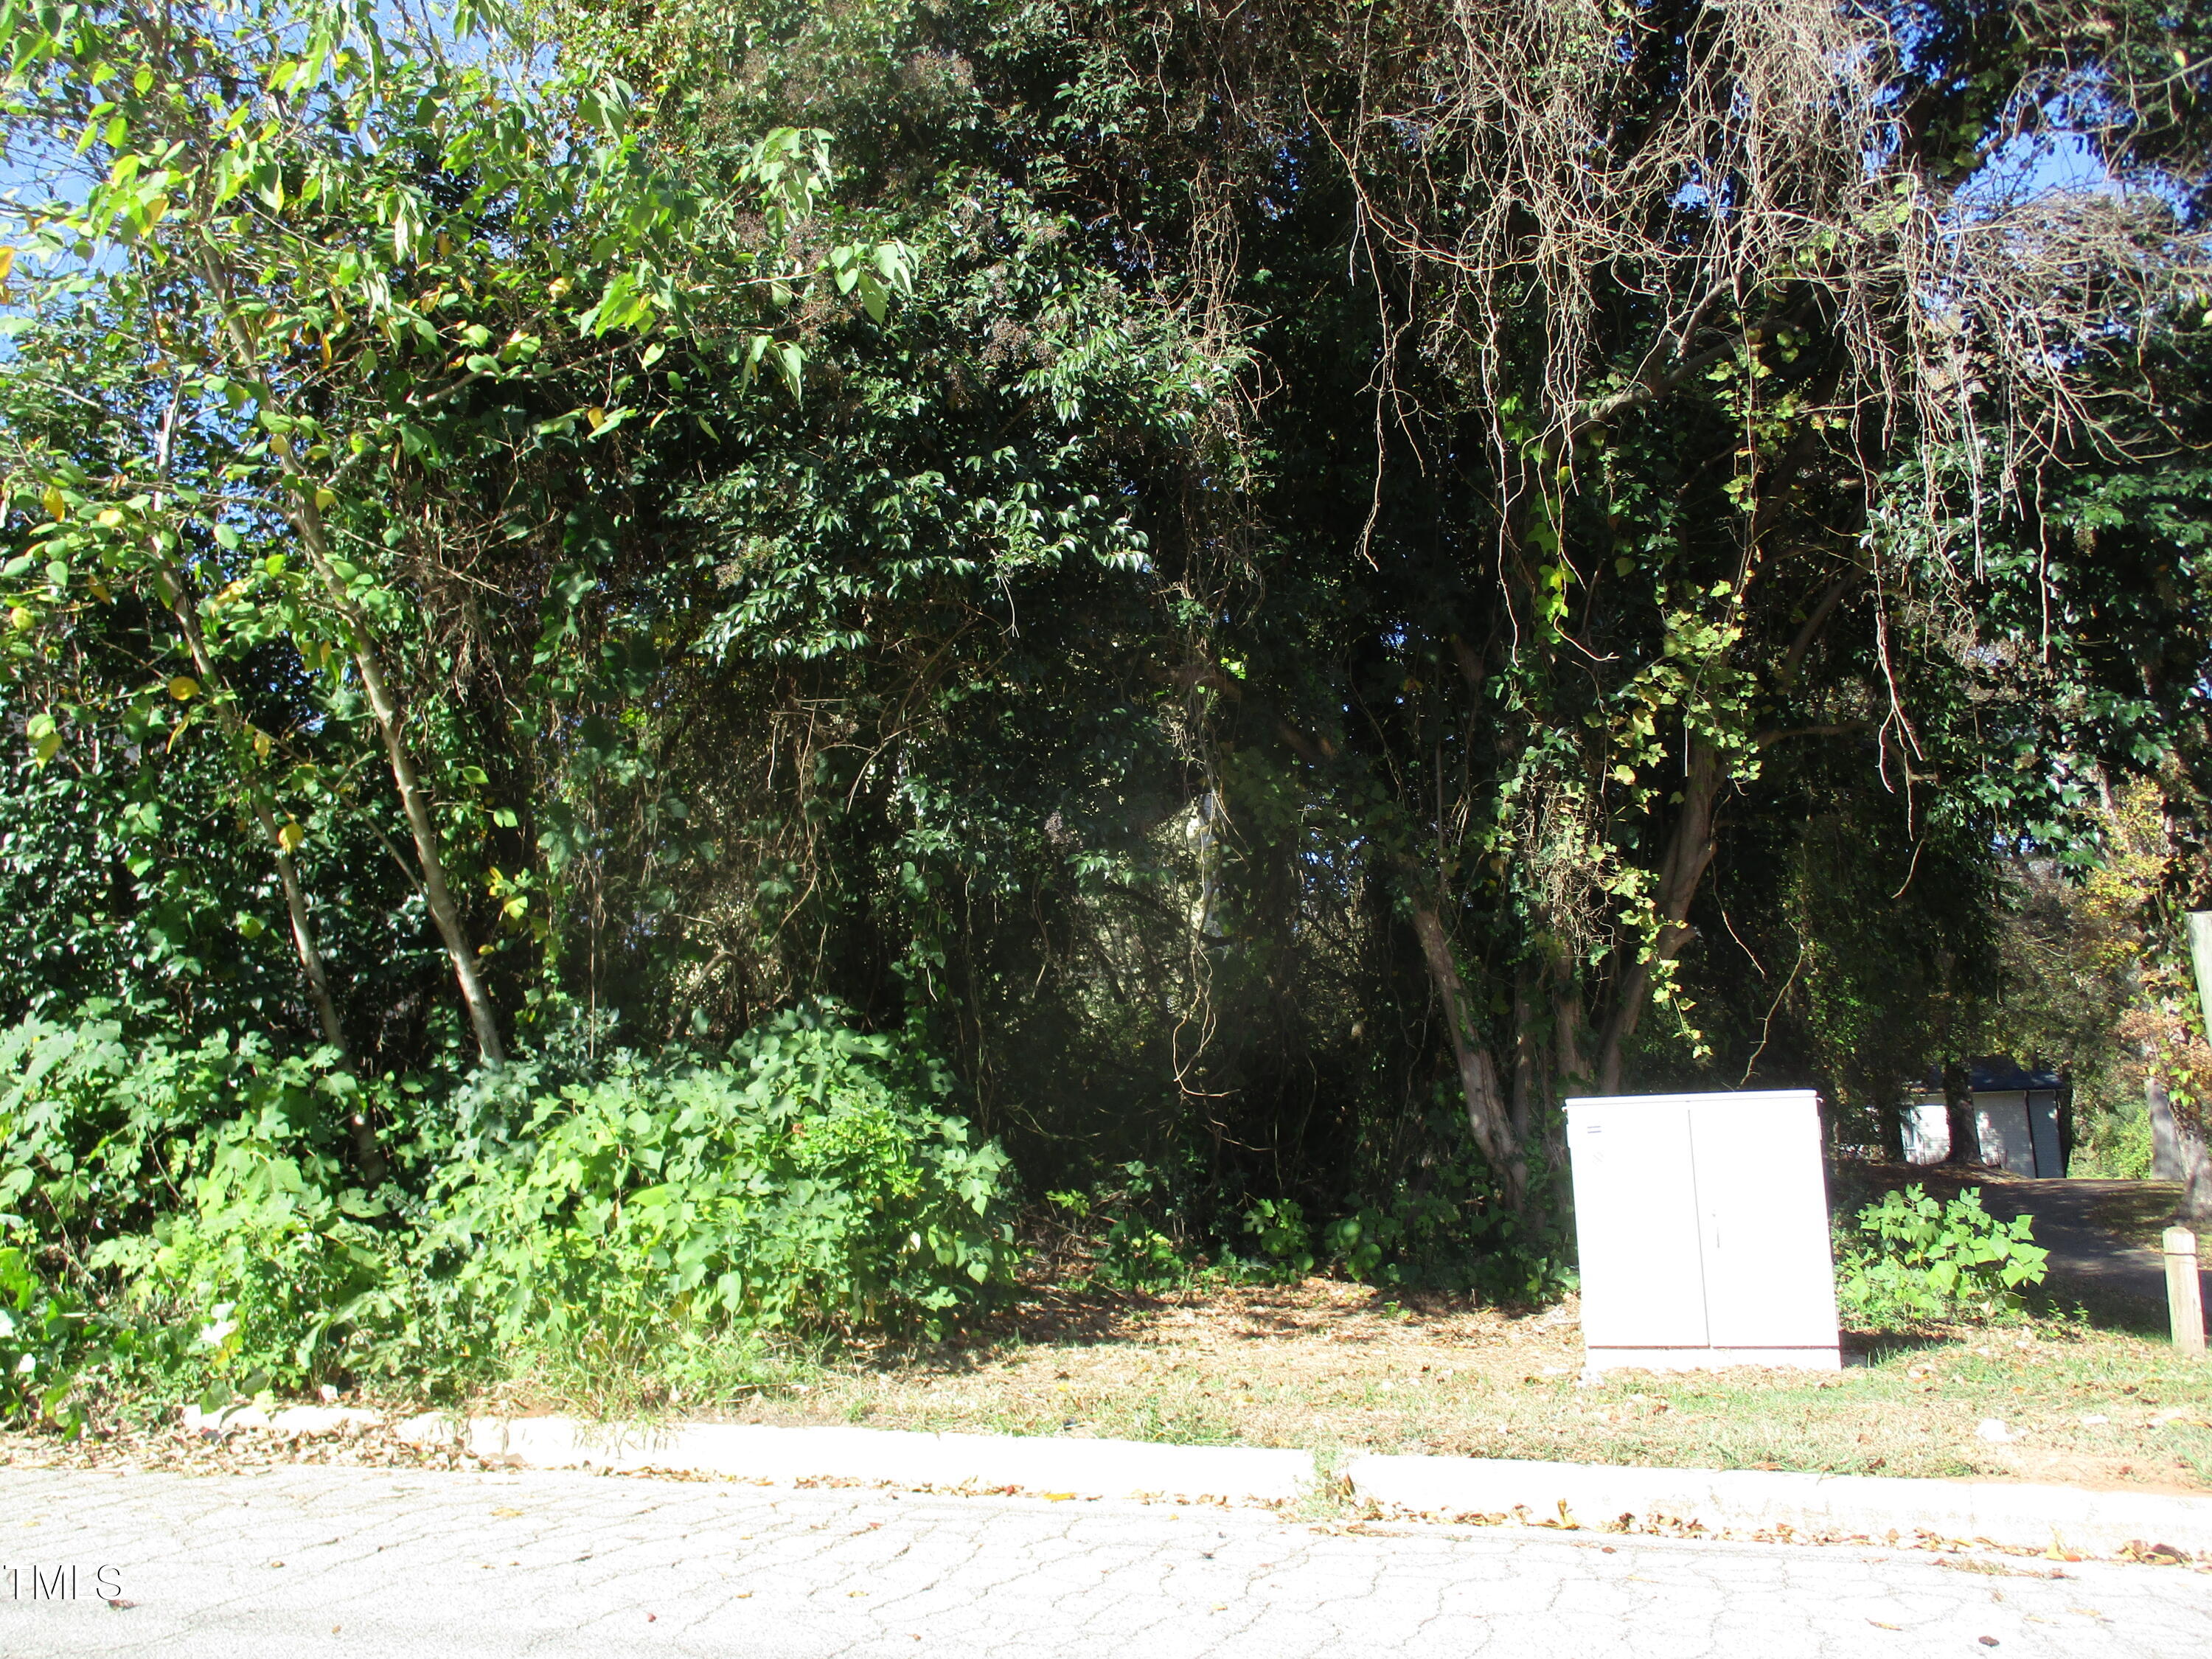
[772,341,804,400]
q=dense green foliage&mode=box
[0,0,2208,1422]
[1834,1186,2051,1328]
[0,1240,86,1429]
[0,1004,1012,1422]
[428,1009,1013,1343]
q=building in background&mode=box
[1902,1059,2065,1177]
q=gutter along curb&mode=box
[1343,1455,2212,1558]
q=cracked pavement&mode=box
[1,1465,2206,1657]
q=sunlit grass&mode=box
[509,1279,2212,1489]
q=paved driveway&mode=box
[1,1465,2205,1658]
[1975,1178,2207,1331]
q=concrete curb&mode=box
[391,1414,1311,1505]
[1344,1453,2212,1557]
[197,1407,2207,1559]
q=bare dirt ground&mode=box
[717,1272,2212,1494]
[13,1275,2202,1495]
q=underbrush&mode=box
[1833,1183,2050,1329]
[0,1003,1015,1433]
[1034,1135,1571,1307]
[2071,1096,2154,1180]
[2,1004,2084,1443]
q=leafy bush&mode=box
[94,1118,400,1401]
[0,1012,408,1400]
[0,1245,87,1431]
[1321,1172,1565,1302]
[1238,1198,1315,1280]
[1042,1131,1567,1299]
[0,1004,1014,1417]
[2070,1099,2152,1180]
[1046,1161,1196,1292]
[0,1012,378,1244]
[1835,1185,2049,1326]
[425,1006,1015,1350]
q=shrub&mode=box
[1321,1175,1565,1302]
[1046,1161,1195,1292]
[0,1245,87,1432]
[1835,1185,2049,1326]
[93,1115,400,1401]
[2070,1099,2152,1180]
[0,1005,1015,1416]
[425,1005,1015,1351]
[0,1013,400,1406]
[1239,1198,1315,1280]
[0,1011,389,1242]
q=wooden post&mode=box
[2166,1228,2207,1357]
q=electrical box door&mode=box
[1688,1094,1840,1351]
[1567,1100,1709,1351]
[1567,1090,1840,1373]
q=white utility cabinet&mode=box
[1565,1090,1840,1372]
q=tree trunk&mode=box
[1943,1060,1982,1166]
[206,289,506,1066]
[2056,1071,2076,1177]
[2150,1074,2212,1222]
[1552,979,1588,1096]
[293,511,509,1068]
[163,570,387,1183]
[1509,974,1542,1149]
[2184,1138,2212,1225]
[1879,1100,1907,1164]
[1595,739,1723,1091]
[2149,1071,2183,1178]
[254,796,389,1183]
[1409,900,1528,1213]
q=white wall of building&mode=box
[1902,1091,2063,1177]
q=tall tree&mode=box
[0,0,908,1068]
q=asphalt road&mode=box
[2,1465,2208,1658]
